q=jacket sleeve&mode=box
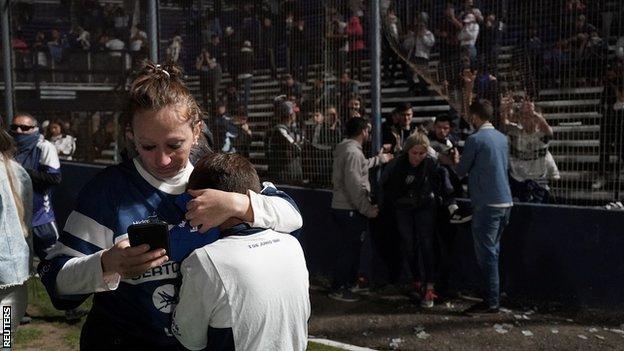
[343,152,376,217]
[456,135,477,178]
[249,182,303,237]
[38,172,119,310]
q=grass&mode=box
[15,278,347,351]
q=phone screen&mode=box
[127,222,170,253]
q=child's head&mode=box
[188,153,261,195]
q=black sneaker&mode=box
[328,288,360,302]
[450,206,472,224]
[463,301,499,315]
[65,308,88,322]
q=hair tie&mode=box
[155,64,171,78]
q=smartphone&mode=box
[127,221,170,253]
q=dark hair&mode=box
[469,99,494,121]
[346,117,369,138]
[396,102,412,113]
[187,153,261,194]
[435,114,452,124]
[126,61,201,129]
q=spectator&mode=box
[112,6,129,39]
[303,110,340,186]
[223,26,240,78]
[105,32,125,56]
[221,83,241,115]
[68,26,91,51]
[325,106,343,136]
[47,29,69,77]
[46,120,76,161]
[456,99,512,315]
[260,16,277,79]
[266,101,303,183]
[8,113,61,261]
[593,63,624,191]
[329,118,392,302]
[428,114,463,192]
[207,34,225,69]
[196,50,222,110]
[326,8,348,77]
[202,14,222,45]
[129,26,149,69]
[337,72,360,116]
[166,34,183,63]
[0,120,33,337]
[33,31,47,64]
[212,100,231,148]
[221,105,252,158]
[346,14,365,82]
[458,13,480,68]
[383,102,416,154]
[284,12,295,75]
[477,12,503,77]
[306,111,342,150]
[281,74,303,102]
[172,153,310,351]
[458,0,484,23]
[238,41,254,109]
[404,19,435,94]
[499,95,558,203]
[382,6,403,86]
[291,18,309,82]
[381,132,454,308]
[437,3,462,89]
[301,78,328,117]
[344,94,365,122]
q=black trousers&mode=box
[331,209,368,290]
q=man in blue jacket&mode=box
[456,99,512,314]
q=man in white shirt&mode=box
[172,153,310,351]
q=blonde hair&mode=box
[0,128,28,237]
[403,132,430,154]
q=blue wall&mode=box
[54,163,624,309]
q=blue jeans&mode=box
[331,209,368,290]
[471,206,511,308]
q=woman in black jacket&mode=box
[381,132,454,308]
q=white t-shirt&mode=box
[172,228,310,351]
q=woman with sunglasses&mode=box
[38,62,303,350]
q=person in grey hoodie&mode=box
[329,117,393,302]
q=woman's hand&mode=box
[101,240,168,279]
[185,189,253,232]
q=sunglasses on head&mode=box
[10,124,36,131]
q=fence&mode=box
[1,0,623,206]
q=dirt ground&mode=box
[12,278,624,351]
[308,288,624,350]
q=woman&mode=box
[381,133,453,308]
[39,62,303,350]
[46,119,76,160]
[0,121,33,335]
[345,14,365,82]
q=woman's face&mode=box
[131,105,199,179]
[49,123,62,137]
[313,112,324,124]
[408,145,428,167]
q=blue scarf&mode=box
[10,132,41,170]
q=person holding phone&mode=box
[38,62,303,350]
